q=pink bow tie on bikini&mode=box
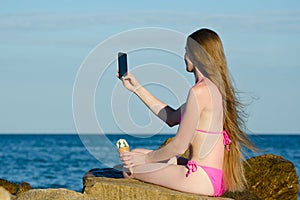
[186,161,198,177]
[222,130,231,152]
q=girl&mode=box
[117,28,255,196]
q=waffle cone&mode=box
[118,146,130,153]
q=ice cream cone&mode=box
[116,139,133,174]
[118,146,130,154]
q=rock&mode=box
[0,178,31,196]
[16,188,83,200]
[222,190,260,200]
[83,176,232,200]
[244,154,299,200]
[84,168,124,179]
[0,179,18,195]
[82,168,123,193]
[0,186,12,200]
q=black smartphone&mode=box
[118,52,128,79]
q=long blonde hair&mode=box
[187,28,256,191]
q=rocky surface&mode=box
[0,178,31,196]
[17,189,83,200]
[244,154,299,200]
[83,175,232,200]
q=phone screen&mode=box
[118,52,128,78]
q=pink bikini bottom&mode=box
[186,160,226,196]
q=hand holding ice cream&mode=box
[116,139,133,174]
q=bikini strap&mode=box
[195,129,232,151]
[196,76,205,84]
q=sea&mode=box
[0,134,299,197]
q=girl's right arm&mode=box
[118,72,184,127]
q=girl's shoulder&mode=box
[189,81,211,105]
[191,80,209,97]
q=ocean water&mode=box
[0,134,299,196]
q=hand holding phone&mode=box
[118,52,128,79]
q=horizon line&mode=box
[0,132,299,135]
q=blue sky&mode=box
[1,0,300,134]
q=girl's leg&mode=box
[132,164,214,195]
[123,148,177,178]
[131,149,189,165]
[131,148,152,154]
[121,148,214,195]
